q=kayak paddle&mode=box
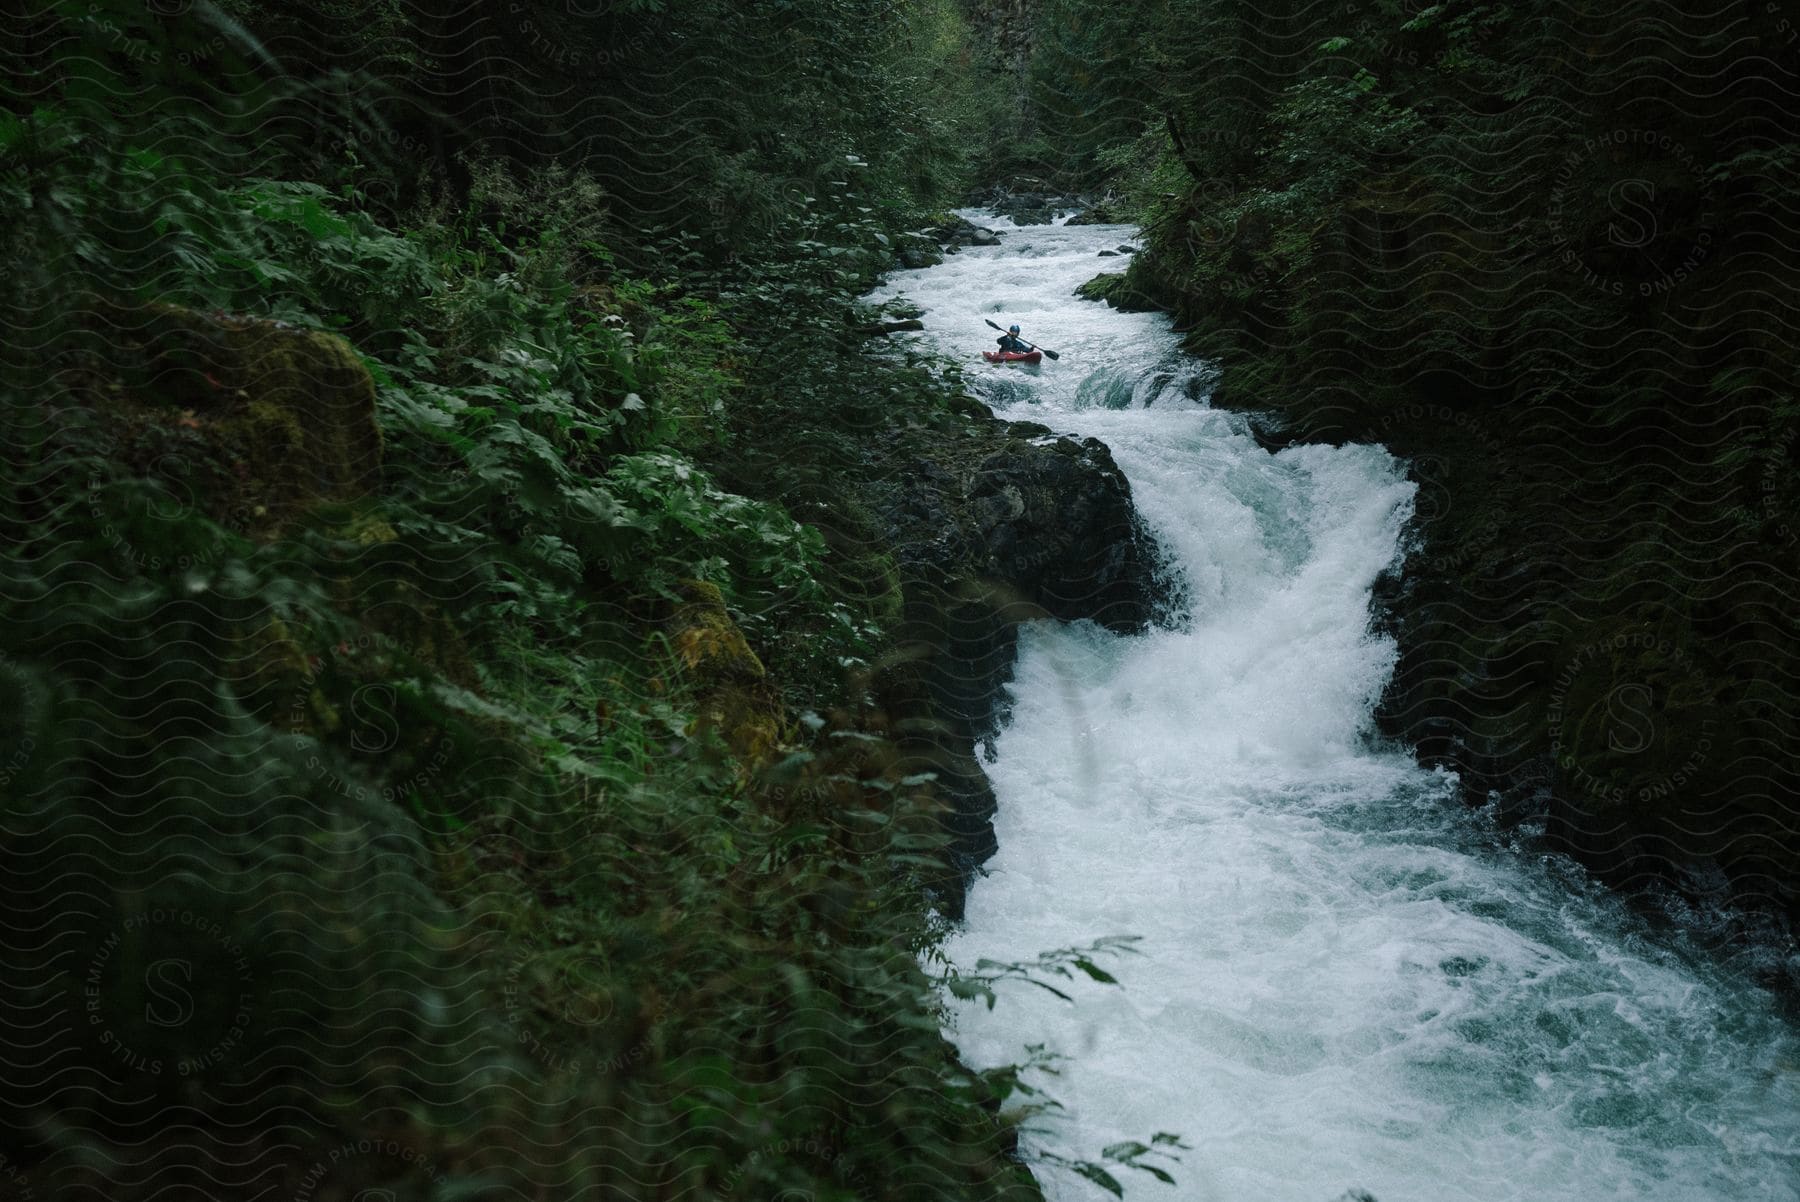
[985,319,1061,360]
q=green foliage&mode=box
[0,1,1069,1198]
[936,940,1191,1198]
[212,0,1006,261]
[946,935,1144,1009]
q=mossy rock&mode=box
[100,302,382,537]
[1075,271,1127,305]
[1074,269,1164,313]
[666,580,787,769]
[227,615,339,735]
[669,580,766,686]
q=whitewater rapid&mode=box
[866,215,1799,1202]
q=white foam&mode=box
[867,219,1800,1202]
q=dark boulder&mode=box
[967,182,1085,226]
[858,318,926,337]
[860,412,1159,915]
[930,214,1002,250]
[962,431,1151,628]
[1065,201,1122,226]
[898,241,944,270]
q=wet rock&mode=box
[966,181,1086,226]
[965,434,1151,625]
[898,246,938,270]
[1066,201,1122,226]
[1077,272,1126,301]
[1097,249,1119,257]
[898,239,943,270]
[931,214,1002,250]
[859,318,926,337]
[1074,266,1178,314]
[860,413,1158,915]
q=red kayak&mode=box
[983,350,1042,365]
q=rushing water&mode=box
[866,215,1800,1202]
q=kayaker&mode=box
[995,324,1032,353]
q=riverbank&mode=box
[0,191,1063,1201]
[0,4,1087,1194]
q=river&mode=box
[866,214,1799,1202]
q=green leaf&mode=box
[774,823,827,848]
[1074,1164,1124,1198]
[1401,5,1444,31]
[946,976,997,1010]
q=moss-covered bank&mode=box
[0,0,1182,1188]
[0,2,1093,1186]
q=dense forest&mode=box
[0,1,1073,1198]
[2,0,1797,1198]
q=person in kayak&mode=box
[995,324,1032,353]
